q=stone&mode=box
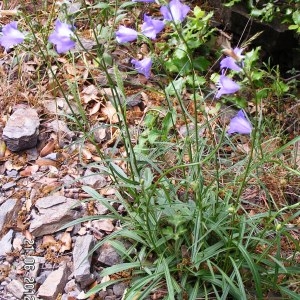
[37,263,70,299]
[6,279,25,299]
[64,279,80,294]
[73,235,95,288]
[113,282,127,296]
[0,230,13,257]
[81,169,106,188]
[0,199,22,238]
[98,242,121,266]
[27,256,45,279]
[29,196,82,237]
[2,108,40,152]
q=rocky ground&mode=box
[0,105,132,299]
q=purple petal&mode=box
[116,26,138,43]
[0,22,25,51]
[160,0,190,23]
[141,15,165,39]
[220,57,242,71]
[221,47,244,71]
[227,110,252,134]
[216,75,240,99]
[131,57,152,79]
[48,20,75,53]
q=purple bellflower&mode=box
[220,47,244,72]
[0,22,25,51]
[131,57,152,79]
[141,15,165,39]
[227,110,252,134]
[160,0,190,23]
[48,20,76,53]
[116,26,138,43]
[216,73,240,99]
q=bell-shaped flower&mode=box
[141,15,165,39]
[160,0,190,23]
[220,47,244,72]
[227,110,252,134]
[131,57,152,79]
[216,74,240,98]
[0,22,25,51]
[48,20,76,53]
[116,26,138,43]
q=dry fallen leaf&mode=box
[89,101,101,115]
[92,219,114,232]
[0,140,6,157]
[82,84,99,103]
[20,165,39,177]
[42,235,59,251]
[35,158,57,167]
[101,101,119,124]
[59,232,72,253]
[40,138,57,157]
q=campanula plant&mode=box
[216,73,241,99]
[141,15,165,39]
[227,110,252,134]
[160,0,190,23]
[48,20,76,53]
[220,47,244,71]
[4,1,298,299]
[0,21,25,51]
[115,25,138,43]
[131,57,152,78]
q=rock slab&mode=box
[29,196,82,237]
[3,108,40,152]
[73,235,95,288]
[6,279,25,299]
[0,230,13,257]
[0,198,22,238]
[37,263,70,299]
[98,242,121,266]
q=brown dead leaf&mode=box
[65,63,77,76]
[81,147,93,160]
[0,140,6,157]
[42,235,59,251]
[89,101,101,115]
[236,143,250,154]
[25,198,32,212]
[40,138,57,157]
[20,165,39,177]
[82,85,99,103]
[35,158,57,167]
[59,232,72,253]
[100,187,116,196]
[92,219,114,232]
[77,227,87,236]
[101,101,119,123]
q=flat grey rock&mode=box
[73,235,95,288]
[3,108,40,152]
[98,242,121,266]
[0,230,13,257]
[6,279,25,299]
[29,196,82,237]
[37,263,70,299]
